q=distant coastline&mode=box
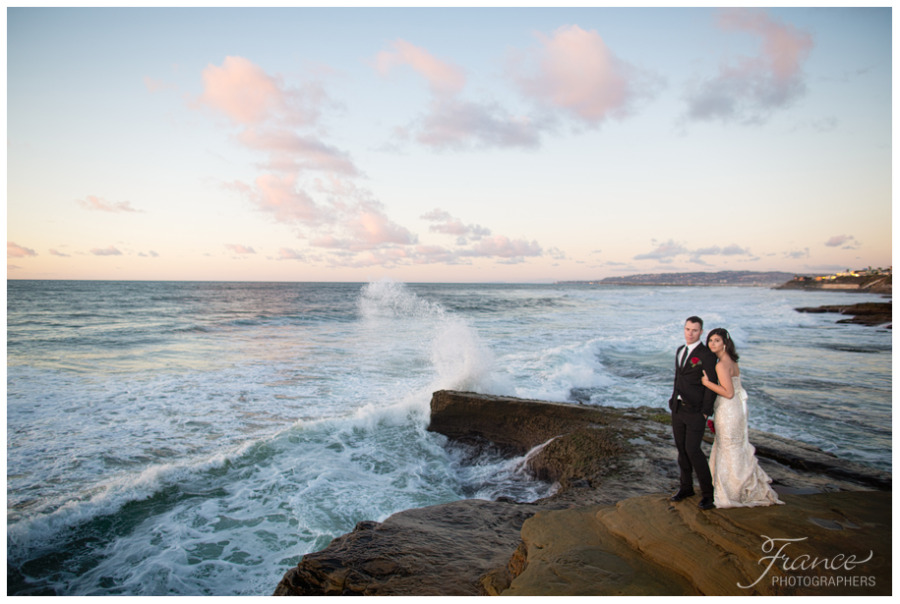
[558,270,794,287]
[559,268,892,293]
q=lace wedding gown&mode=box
[709,376,783,508]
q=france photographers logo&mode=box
[739,535,876,590]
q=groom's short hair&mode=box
[686,315,703,328]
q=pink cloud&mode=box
[238,128,359,176]
[246,173,322,224]
[686,9,813,123]
[375,39,466,95]
[197,56,323,127]
[347,205,418,248]
[77,195,140,213]
[277,248,306,260]
[513,25,646,124]
[225,244,256,255]
[8,242,37,258]
[90,246,123,256]
[373,40,544,149]
[310,235,344,249]
[719,9,812,83]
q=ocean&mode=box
[6,280,892,595]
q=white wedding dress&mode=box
[709,376,783,508]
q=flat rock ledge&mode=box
[795,302,892,328]
[274,391,891,596]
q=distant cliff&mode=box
[560,271,795,287]
[777,274,891,294]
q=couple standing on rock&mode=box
[669,316,783,510]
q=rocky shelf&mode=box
[795,302,892,328]
[273,391,891,596]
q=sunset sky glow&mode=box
[7,6,892,282]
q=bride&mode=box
[701,328,783,508]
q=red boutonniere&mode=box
[690,357,701,368]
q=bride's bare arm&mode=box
[701,362,735,399]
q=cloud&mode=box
[635,240,754,262]
[512,25,660,125]
[378,27,661,150]
[685,8,813,124]
[277,248,306,261]
[238,128,359,176]
[91,246,123,256]
[374,40,544,150]
[415,98,542,150]
[825,234,859,249]
[225,244,256,255]
[138,250,160,258]
[784,247,810,259]
[238,173,322,224]
[464,235,542,259]
[374,39,466,95]
[197,56,324,127]
[634,240,690,260]
[196,56,355,178]
[421,208,491,243]
[692,244,753,258]
[346,205,418,248]
[77,195,140,213]
[197,55,545,269]
[50,249,70,257]
[8,242,37,258]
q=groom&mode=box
[669,316,718,510]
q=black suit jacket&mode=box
[669,342,718,416]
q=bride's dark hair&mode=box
[707,328,739,361]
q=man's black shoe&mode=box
[669,489,695,502]
[698,497,715,510]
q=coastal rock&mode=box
[426,389,620,455]
[273,499,536,596]
[795,302,892,328]
[274,391,890,596]
[505,491,890,596]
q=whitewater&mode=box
[6,280,891,595]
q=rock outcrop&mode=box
[795,302,892,328]
[274,391,890,596]
[273,499,537,596]
[505,491,890,596]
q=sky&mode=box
[6,6,893,282]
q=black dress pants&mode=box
[671,405,713,497]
